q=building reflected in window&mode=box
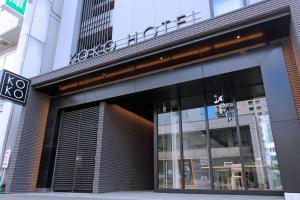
[181,95,211,189]
[156,68,282,191]
[157,100,181,189]
[237,97,282,190]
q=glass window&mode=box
[0,51,16,71]
[247,0,263,5]
[0,100,4,112]
[0,56,5,69]
[258,112,262,116]
[158,100,182,189]
[237,97,282,190]
[0,10,19,35]
[181,95,211,189]
[3,52,16,69]
[207,90,244,190]
[156,68,283,192]
[212,0,244,16]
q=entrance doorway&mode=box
[52,94,155,193]
[52,106,100,192]
[50,67,282,194]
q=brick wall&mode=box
[5,89,50,193]
[94,103,154,193]
[290,0,300,74]
[281,38,300,121]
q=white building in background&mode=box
[0,2,22,171]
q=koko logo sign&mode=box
[0,69,30,106]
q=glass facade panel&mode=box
[158,100,182,189]
[212,0,244,16]
[207,92,244,190]
[155,68,282,192]
[181,95,210,189]
[237,97,282,190]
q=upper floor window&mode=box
[212,0,244,16]
[247,0,263,5]
[0,100,4,112]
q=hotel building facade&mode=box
[0,0,300,200]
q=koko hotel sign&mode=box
[0,70,30,106]
[71,11,203,64]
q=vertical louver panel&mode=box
[73,107,99,192]
[77,0,114,53]
[52,110,81,191]
[52,106,99,192]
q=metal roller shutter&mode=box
[52,106,99,192]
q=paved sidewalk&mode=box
[0,191,285,200]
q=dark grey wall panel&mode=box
[55,93,86,109]
[84,81,136,104]
[260,46,300,193]
[53,45,278,110]
[5,89,50,193]
[55,81,136,109]
[260,47,298,122]
[95,103,153,193]
[134,63,203,93]
[202,47,271,78]
[270,120,300,193]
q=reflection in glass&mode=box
[155,68,283,192]
[181,96,210,189]
[158,100,181,189]
[212,0,244,16]
[247,0,263,5]
[208,93,244,190]
[237,97,282,190]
